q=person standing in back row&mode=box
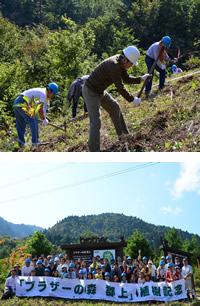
[82,46,151,152]
[145,36,175,97]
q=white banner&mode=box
[16,277,187,303]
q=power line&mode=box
[0,163,160,204]
[0,163,75,190]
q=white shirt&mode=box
[146,42,170,70]
[5,276,17,290]
[182,264,193,277]
[173,68,183,75]
[21,265,34,276]
[21,88,49,115]
[157,266,167,278]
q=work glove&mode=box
[141,74,152,82]
[132,97,140,106]
[43,118,49,126]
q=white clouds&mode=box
[171,162,200,199]
[165,180,171,186]
[160,205,182,216]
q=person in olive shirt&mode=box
[82,46,151,152]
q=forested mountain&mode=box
[0,0,199,53]
[43,213,200,249]
[0,216,43,238]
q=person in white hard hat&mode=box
[82,46,151,151]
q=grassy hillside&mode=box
[44,213,200,248]
[2,69,199,152]
[0,216,43,239]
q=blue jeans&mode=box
[14,95,39,147]
[145,56,166,94]
[72,96,88,118]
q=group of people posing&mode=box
[14,36,183,151]
[2,252,195,301]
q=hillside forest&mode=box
[0,0,200,151]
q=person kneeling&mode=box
[1,269,18,300]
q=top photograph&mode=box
[0,0,199,152]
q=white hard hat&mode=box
[62,264,68,269]
[123,46,140,65]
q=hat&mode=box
[59,254,63,257]
[161,256,165,259]
[168,263,173,268]
[49,259,54,264]
[183,257,188,261]
[166,256,171,260]
[14,264,20,268]
[79,270,84,274]
[45,268,50,272]
[25,258,31,263]
[121,272,127,277]
[111,258,115,261]
[101,265,106,269]
[148,261,153,264]
[37,260,43,264]
[69,263,75,268]
[105,272,110,276]
[175,266,180,269]
[54,257,59,262]
[92,271,97,275]
[160,260,165,265]
[143,257,147,260]
[127,256,132,260]
[88,260,92,263]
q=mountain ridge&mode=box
[43,213,200,247]
[0,216,44,239]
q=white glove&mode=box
[141,73,152,81]
[43,118,49,126]
[133,97,140,106]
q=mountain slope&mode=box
[11,69,199,152]
[44,213,200,247]
[0,216,44,238]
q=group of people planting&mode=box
[14,36,182,151]
[2,252,195,301]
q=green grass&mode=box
[0,297,199,306]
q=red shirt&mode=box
[166,270,176,282]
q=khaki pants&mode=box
[82,84,129,152]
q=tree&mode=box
[165,227,183,249]
[27,231,54,257]
[124,230,153,259]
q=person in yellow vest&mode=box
[14,83,59,147]
[95,267,103,279]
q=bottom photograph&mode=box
[0,161,199,305]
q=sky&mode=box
[0,161,200,235]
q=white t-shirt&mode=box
[5,276,17,290]
[146,42,170,70]
[173,68,183,75]
[21,265,34,276]
[21,88,49,115]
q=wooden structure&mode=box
[159,238,193,265]
[61,236,127,261]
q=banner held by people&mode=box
[16,277,187,303]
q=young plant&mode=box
[14,96,42,148]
